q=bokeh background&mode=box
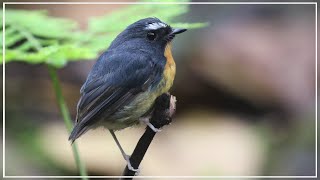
[1,0,317,179]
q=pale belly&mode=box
[100,78,172,130]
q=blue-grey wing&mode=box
[69,51,163,141]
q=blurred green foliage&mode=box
[0,0,207,68]
[0,10,95,67]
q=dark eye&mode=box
[147,32,157,41]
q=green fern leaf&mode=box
[1,0,208,68]
[0,9,98,67]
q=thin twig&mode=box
[121,93,176,179]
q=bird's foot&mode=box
[139,117,162,132]
[124,154,140,174]
[146,122,162,132]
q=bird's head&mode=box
[109,17,187,51]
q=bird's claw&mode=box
[125,155,140,174]
[139,117,162,132]
[146,122,162,132]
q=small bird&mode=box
[69,17,186,171]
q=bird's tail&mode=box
[68,122,90,144]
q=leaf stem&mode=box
[16,25,88,178]
[47,65,88,179]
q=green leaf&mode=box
[1,0,208,68]
[89,4,188,33]
[0,9,99,67]
[3,45,96,68]
[3,10,77,39]
[170,22,210,29]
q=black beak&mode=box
[171,28,187,35]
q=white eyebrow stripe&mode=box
[145,22,167,30]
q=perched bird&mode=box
[69,17,186,171]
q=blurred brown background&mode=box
[1,0,317,178]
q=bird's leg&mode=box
[109,130,139,173]
[139,117,162,132]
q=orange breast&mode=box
[162,43,176,92]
